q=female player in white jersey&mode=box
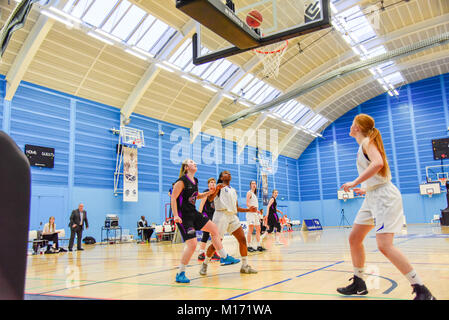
[200,170,258,276]
[171,159,239,283]
[337,114,435,300]
[246,181,266,252]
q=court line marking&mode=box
[33,266,179,295]
[23,266,417,300]
[225,261,344,300]
[25,280,407,300]
[261,289,407,300]
[25,292,107,300]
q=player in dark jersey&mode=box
[198,177,220,261]
[171,159,239,283]
[266,189,283,244]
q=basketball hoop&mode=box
[253,40,288,78]
[427,189,434,198]
[120,126,144,148]
[439,177,447,186]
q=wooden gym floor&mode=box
[24,224,449,300]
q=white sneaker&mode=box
[240,265,258,274]
[199,263,208,276]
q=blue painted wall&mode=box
[298,73,449,225]
[0,77,298,241]
[3,72,448,240]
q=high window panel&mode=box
[82,0,118,27]
[169,40,240,87]
[63,0,176,56]
[110,5,146,41]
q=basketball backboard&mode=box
[419,182,441,198]
[337,190,354,201]
[426,164,449,186]
[176,0,330,65]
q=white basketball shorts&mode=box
[213,211,242,237]
[246,211,259,226]
[354,181,404,234]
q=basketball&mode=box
[246,10,263,28]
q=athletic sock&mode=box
[241,256,248,267]
[178,264,186,273]
[354,267,365,280]
[405,269,424,285]
[199,249,205,254]
[203,255,212,265]
[218,248,227,258]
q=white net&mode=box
[253,40,288,78]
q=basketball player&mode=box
[259,208,267,237]
[266,190,283,244]
[197,177,220,261]
[171,160,239,283]
[337,114,435,300]
[200,171,258,276]
[246,181,266,252]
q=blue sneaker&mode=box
[175,271,190,283]
[220,254,240,265]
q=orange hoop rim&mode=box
[253,40,288,55]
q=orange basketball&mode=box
[246,10,263,28]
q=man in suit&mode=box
[68,203,89,251]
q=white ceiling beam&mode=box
[4,3,60,100]
[120,64,161,122]
[272,127,299,161]
[121,20,196,123]
[236,113,267,155]
[190,56,261,143]
[190,93,225,143]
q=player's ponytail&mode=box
[179,159,190,178]
[354,114,390,178]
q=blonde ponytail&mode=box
[179,159,189,178]
[355,114,390,178]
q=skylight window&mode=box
[332,2,403,97]
[383,71,405,86]
[101,1,131,33]
[232,74,254,95]
[335,5,376,44]
[82,1,117,27]
[135,20,168,50]
[167,40,240,86]
[69,0,93,18]
[127,15,156,46]
[110,5,146,40]
[305,114,328,132]
[62,0,176,57]
[296,110,315,127]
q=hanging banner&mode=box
[123,146,138,202]
[261,173,269,206]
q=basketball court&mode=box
[0,0,449,307]
[24,225,449,300]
